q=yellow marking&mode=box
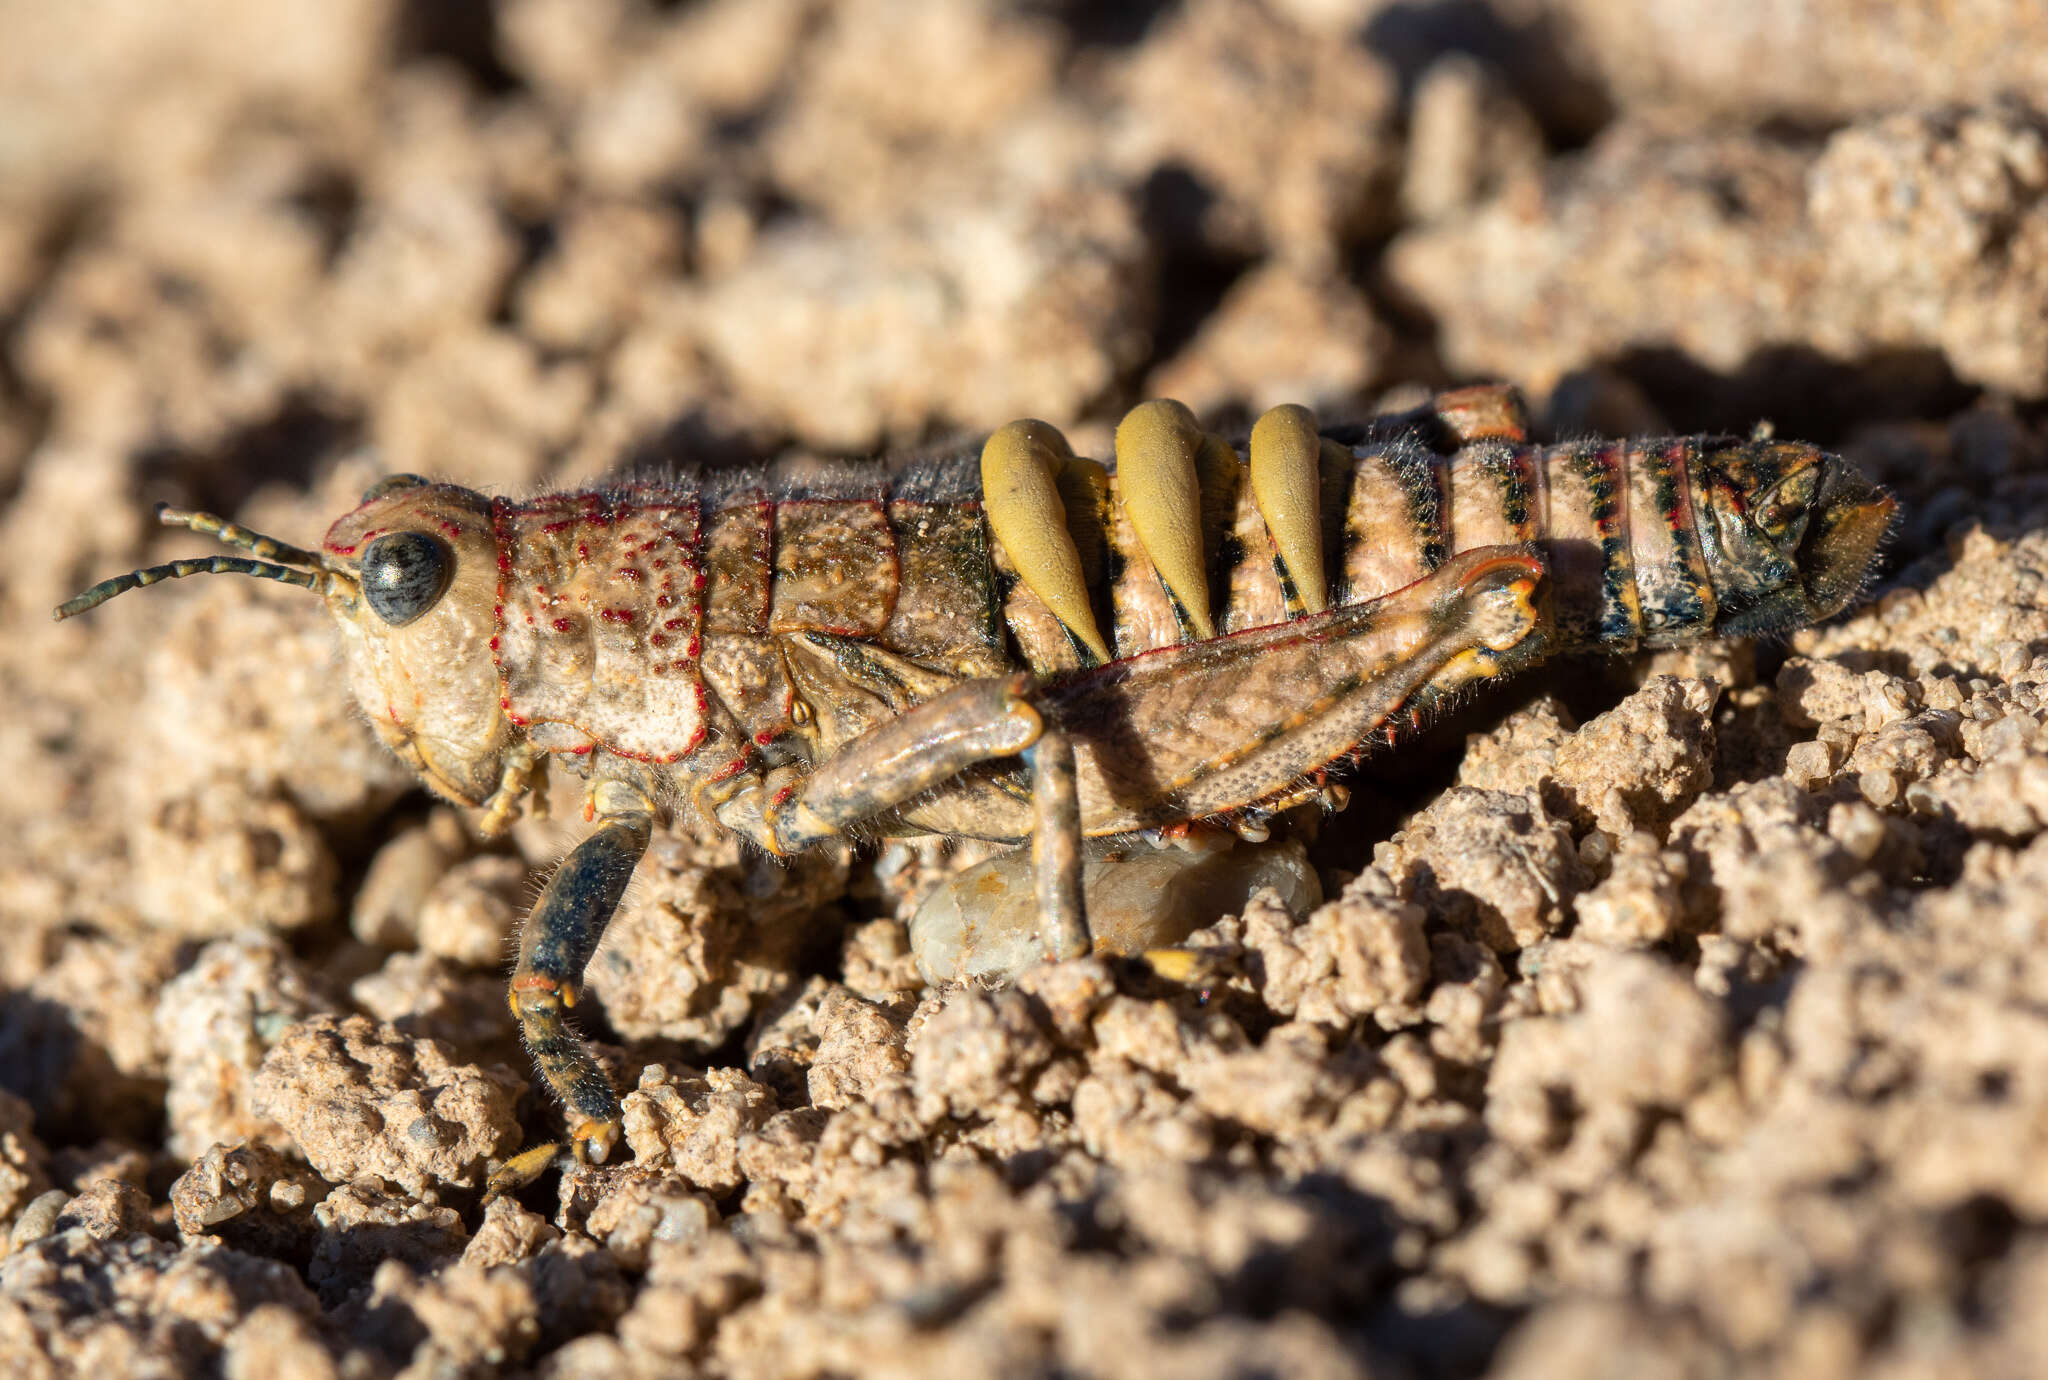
[1141,947,1206,983]
[1249,404,1330,614]
[1441,647,1504,683]
[478,746,544,837]
[485,1142,565,1201]
[1114,399,1216,641]
[981,421,1113,664]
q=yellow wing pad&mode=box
[1249,403,1330,615]
[1113,399,1217,642]
[980,420,1113,665]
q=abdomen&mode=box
[991,390,1760,676]
[1332,432,1723,653]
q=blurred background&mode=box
[3,0,2045,590]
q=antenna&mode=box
[54,555,325,621]
[51,503,350,621]
[154,504,325,569]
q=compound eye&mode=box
[361,531,454,627]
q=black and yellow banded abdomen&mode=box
[984,386,1893,675]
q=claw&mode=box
[571,1117,621,1165]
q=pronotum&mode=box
[55,384,1893,1190]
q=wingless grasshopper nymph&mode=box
[55,385,1893,1188]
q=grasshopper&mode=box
[55,385,1893,1183]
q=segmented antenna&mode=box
[155,504,325,569]
[50,502,348,621]
[53,556,323,621]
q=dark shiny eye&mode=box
[361,531,454,627]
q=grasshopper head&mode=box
[54,475,513,808]
[1692,440,1895,638]
[318,475,512,807]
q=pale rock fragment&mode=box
[618,1065,775,1196]
[251,1015,522,1195]
[169,1142,323,1260]
[156,933,331,1160]
[308,1178,467,1302]
[1377,788,1587,952]
[413,855,529,968]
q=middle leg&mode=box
[488,777,654,1198]
[713,673,1092,961]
